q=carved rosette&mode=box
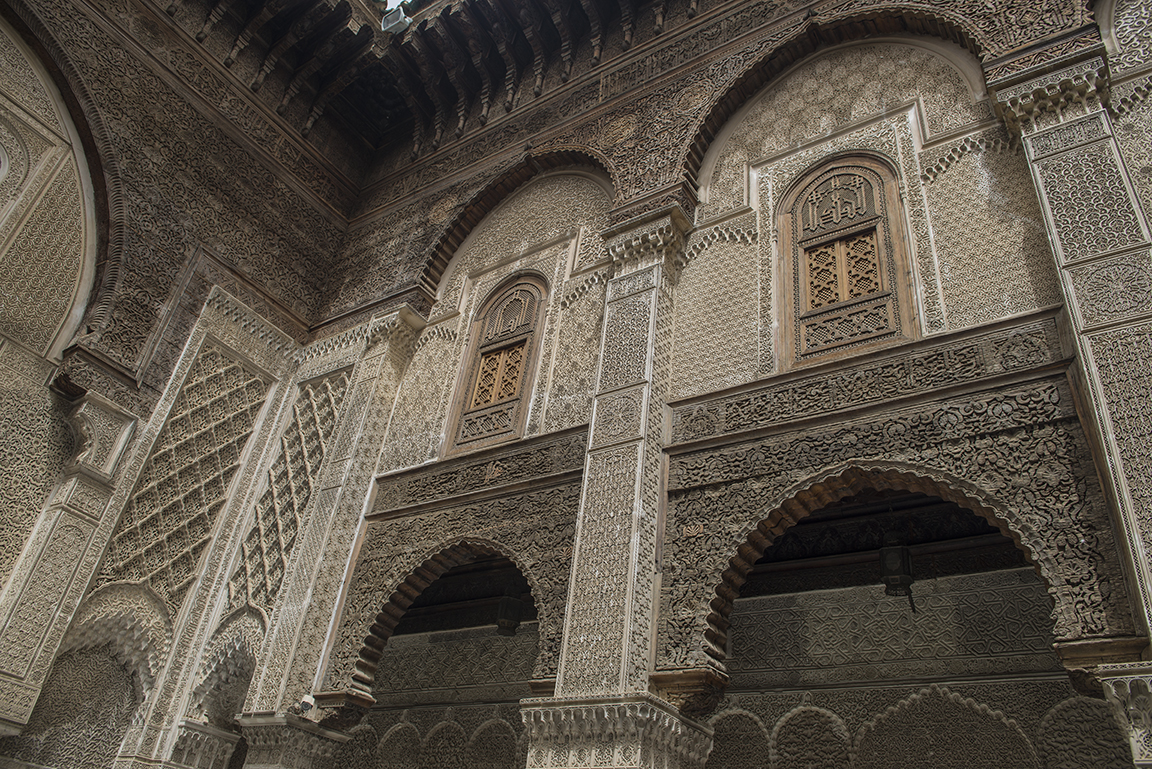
[522,694,712,769]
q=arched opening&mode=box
[703,483,1133,768]
[352,549,538,769]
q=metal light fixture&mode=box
[879,532,916,612]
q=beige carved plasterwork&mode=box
[522,693,712,769]
[0,16,91,360]
[227,368,351,614]
[659,377,1137,673]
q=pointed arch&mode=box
[188,606,265,726]
[345,536,550,697]
[682,8,989,199]
[419,148,616,297]
[702,463,1075,667]
[0,0,124,356]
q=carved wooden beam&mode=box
[473,0,523,113]
[617,0,636,49]
[224,0,302,67]
[302,36,378,135]
[575,0,603,63]
[508,0,547,97]
[405,23,454,149]
[536,0,574,82]
[449,4,497,125]
[276,5,356,114]
[380,45,431,157]
[425,16,477,138]
[251,0,328,90]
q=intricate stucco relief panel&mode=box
[1034,141,1147,264]
[556,444,640,696]
[597,293,652,393]
[227,369,352,614]
[0,337,72,582]
[923,135,1060,330]
[1068,250,1152,327]
[1111,0,1152,76]
[95,343,270,614]
[328,482,579,692]
[660,378,1134,671]
[700,43,991,224]
[671,315,1062,444]
[672,216,759,400]
[1087,324,1152,596]
[727,569,1060,690]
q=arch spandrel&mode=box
[658,381,1140,676]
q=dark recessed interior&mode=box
[391,554,538,636]
[740,489,1027,597]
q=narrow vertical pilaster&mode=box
[0,390,136,734]
[524,209,711,769]
[992,52,1152,651]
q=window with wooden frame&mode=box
[448,275,548,454]
[781,155,916,367]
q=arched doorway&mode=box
[704,486,1131,768]
[331,550,534,769]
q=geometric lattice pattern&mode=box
[804,228,880,310]
[101,345,269,615]
[228,370,350,613]
[470,342,525,409]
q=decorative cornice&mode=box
[992,57,1109,136]
[604,207,692,282]
[522,693,713,769]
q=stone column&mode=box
[168,719,242,769]
[0,389,136,734]
[522,209,712,769]
[990,50,1152,657]
[1098,663,1152,767]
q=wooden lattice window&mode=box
[448,276,547,454]
[782,156,916,365]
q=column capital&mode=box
[1097,662,1152,767]
[235,713,350,768]
[521,693,712,769]
[167,719,241,769]
[991,55,1109,137]
[602,206,691,282]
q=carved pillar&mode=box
[1098,662,1152,767]
[244,308,422,720]
[168,719,242,769]
[523,209,712,768]
[0,390,136,734]
[234,714,348,769]
[990,49,1152,651]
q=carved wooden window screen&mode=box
[450,278,546,453]
[786,160,912,363]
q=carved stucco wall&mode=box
[0,645,141,768]
[677,42,1060,394]
[377,173,610,475]
[659,375,1136,672]
[11,0,341,403]
[705,685,1129,769]
[0,14,93,589]
[321,706,525,769]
